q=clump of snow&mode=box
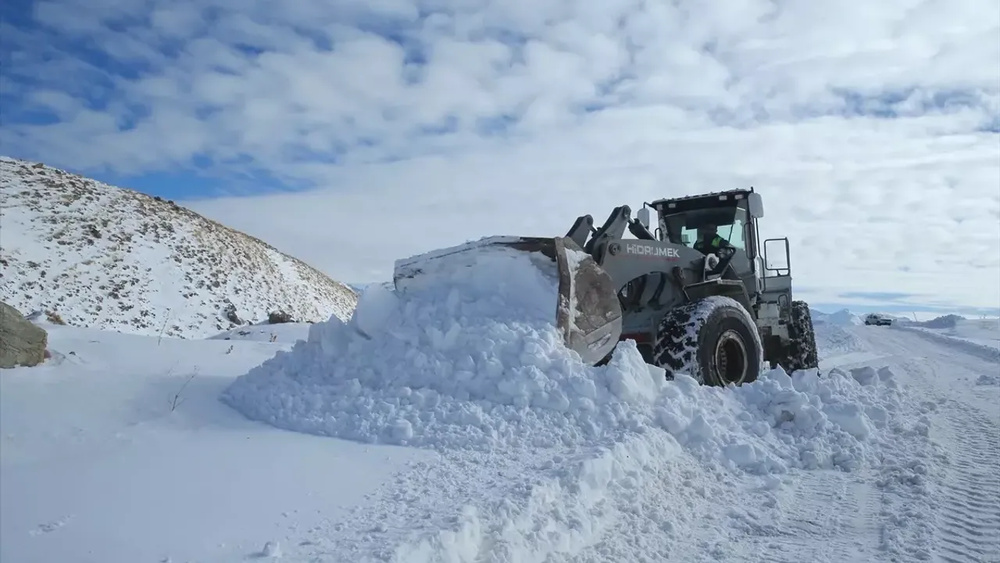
[652,365,901,473]
[259,541,281,558]
[976,374,999,386]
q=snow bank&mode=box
[913,314,963,329]
[221,243,914,561]
[387,366,906,562]
[900,325,1000,363]
[814,321,869,358]
[653,365,902,473]
[820,309,863,326]
[224,243,904,465]
[222,245,666,450]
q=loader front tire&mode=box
[652,297,762,386]
[775,300,819,373]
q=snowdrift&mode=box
[900,324,1000,362]
[910,314,964,329]
[222,246,911,560]
[223,246,662,450]
[813,308,863,326]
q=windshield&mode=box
[659,205,747,250]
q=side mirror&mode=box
[637,206,652,229]
[748,192,764,218]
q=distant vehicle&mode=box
[864,313,893,326]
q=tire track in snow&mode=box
[863,328,1000,563]
[760,471,884,563]
[836,325,1000,562]
[711,468,887,563]
[935,405,1000,563]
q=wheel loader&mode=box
[393,188,819,386]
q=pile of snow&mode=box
[221,245,920,560]
[976,374,999,386]
[813,321,870,359]
[653,365,902,473]
[901,315,1000,355]
[821,309,864,326]
[383,361,915,562]
[223,246,665,450]
[224,244,905,474]
[0,156,358,338]
[912,314,964,329]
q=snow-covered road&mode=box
[843,325,1000,563]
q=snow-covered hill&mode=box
[0,156,358,338]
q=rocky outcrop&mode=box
[267,310,294,324]
[0,301,48,368]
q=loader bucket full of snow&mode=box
[393,235,624,365]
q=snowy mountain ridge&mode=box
[0,156,358,338]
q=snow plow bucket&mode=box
[392,236,623,365]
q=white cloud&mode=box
[3,0,999,312]
[183,114,1000,312]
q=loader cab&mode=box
[644,189,772,307]
[645,189,796,327]
[648,190,763,263]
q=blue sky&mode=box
[2,0,998,315]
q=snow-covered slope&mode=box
[0,156,358,338]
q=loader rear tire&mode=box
[652,297,762,386]
[775,300,819,373]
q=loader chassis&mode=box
[569,188,817,378]
[393,187,818,387]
